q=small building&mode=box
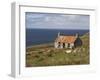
[54,32,82,49]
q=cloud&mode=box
[26,12,89,30]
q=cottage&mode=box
[54,32,82,49]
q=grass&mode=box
[26,33,89,67]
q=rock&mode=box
[82,48,85,51]
[73,49,77,53]
[65,50,72,53]
[47,49,51,53]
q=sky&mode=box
[25,12,89,30]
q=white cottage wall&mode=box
[54,42,58,48]
[60,43,63,48]
[65,43,68,48]
[70,43,74,48]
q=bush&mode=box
[38,57,44,61]
[47,53,53,57]
[38,51,43,54]
[34,54,40,58]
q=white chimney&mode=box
[58,32,60,37]
[75,33,79,38]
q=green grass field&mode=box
[26,33,89,67]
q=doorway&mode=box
[63,43,65,48]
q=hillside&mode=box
[26,33,89,67]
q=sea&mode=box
[26,29,89,47]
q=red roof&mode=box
[55,36,76,43]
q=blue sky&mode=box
[26,12,89,30]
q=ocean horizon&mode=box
[26,28,89,47]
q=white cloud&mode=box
[26,13,89,30]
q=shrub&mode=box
[34,54,40,58]
[38,57,44,61]
[38,51,43,54]
[47,53,53,57]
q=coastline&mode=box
[26,42,54,49]
[26,33,89,67]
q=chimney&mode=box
[75,33,79,38]
[58,32,60,37]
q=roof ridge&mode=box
[56,35,77,43]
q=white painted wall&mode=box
[60,43,63,49]
[54,42,58,48]
[65,43,67,48]
[70,43,74,48]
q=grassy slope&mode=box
[26,33,89,67]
